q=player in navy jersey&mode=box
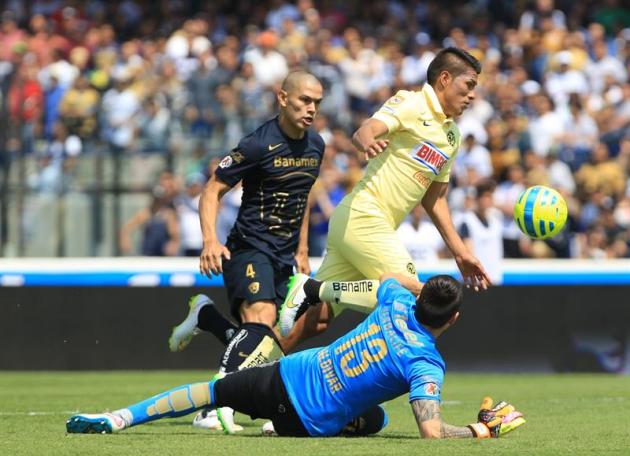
[166,71,325,429]
[67,274,525,438]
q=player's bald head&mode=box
[277,70,323,135]
[281,71,322,94]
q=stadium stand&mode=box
[0,0,628,258]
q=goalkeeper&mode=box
[67,274,524,438]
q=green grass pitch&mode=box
[1,371,629,455]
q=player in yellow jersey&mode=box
[279,47,492,346]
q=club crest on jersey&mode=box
[230,151,245,164]
[410,141,448,175]
[424,382,440,396]
[406,262,416,275]
[248,282,260,294]
[219,155,233,169]
[447,130,456,147]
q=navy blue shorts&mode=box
[222,248,293,322]
[214,362,309,436]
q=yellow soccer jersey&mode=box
[340,85,461,227]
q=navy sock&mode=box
[197,303,238,345]
[303,278,323,304]
[219,322,283,372]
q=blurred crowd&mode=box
[0,0,629,260]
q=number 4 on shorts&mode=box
[245,264,256,278]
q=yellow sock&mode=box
[319,280,380,315]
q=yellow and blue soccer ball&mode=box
[513,185,568,239]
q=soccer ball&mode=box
[513,185,568,239]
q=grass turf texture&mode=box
[1,371,629,455]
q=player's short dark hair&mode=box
[426,47,481,85]
[415,275,463,329]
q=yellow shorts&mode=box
[315,204,417,315]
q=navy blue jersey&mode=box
[215,117,325,266]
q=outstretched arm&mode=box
[421,182,468,261]
[422,181,491,291]
[411,397,527,439]
[411,399,474,439]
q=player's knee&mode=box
[239,300,277,327]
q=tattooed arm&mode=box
[410,399,474,439]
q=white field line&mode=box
[2,396,627,416]
[0,410,79,416]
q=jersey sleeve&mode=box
[408,363,445,402]
[376,278,407,305]
[214,136,262,187]
[434,158,453,182]
[372,90,416,134]
[312,132,326,178]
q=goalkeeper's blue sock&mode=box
[112,379,218,427]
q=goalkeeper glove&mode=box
[467,396,526,438]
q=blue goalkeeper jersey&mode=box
[279,278,445,436]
